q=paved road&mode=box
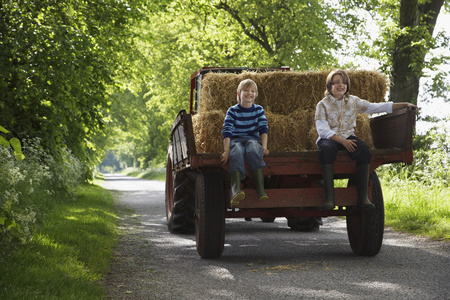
[99,174,450,300]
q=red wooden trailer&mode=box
[165,67,416,259]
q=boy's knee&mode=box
[318,140,338,164]
[247,139,260,149]
[319,148,337,164]
[352,139,371,164]
[230,142,244,156]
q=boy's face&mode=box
[238,84,257,106]
[331,74,347,100]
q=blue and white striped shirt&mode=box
[222,104,269,140]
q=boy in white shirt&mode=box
[315,69,417,210]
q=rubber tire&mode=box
[165,155,196,234]
[287,217,323,231]
[195,172,225,259]
[346,171,384,256]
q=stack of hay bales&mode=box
[192,70,388,154]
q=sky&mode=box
[416,10,450,133]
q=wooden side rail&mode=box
[370,107,416,151]
[171,108,416,173]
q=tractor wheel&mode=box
[195,172,225,259]
[346,171,384,256]
[165,155,196,234]
[287,217,323,231]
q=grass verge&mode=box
[0,184,118,300]
[382,179,450,240]
[122,167,166,181]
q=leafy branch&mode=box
[0,125,24,161]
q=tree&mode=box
[0,0,147,169]
[107,0,346,166]
[209,0,340,69]
[345,0,449,105]
[391,0,447,104]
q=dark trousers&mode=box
[317,136,371,165]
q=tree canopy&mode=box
[0,0,147,169]
[345,0,449,104]
[1,0,448,171]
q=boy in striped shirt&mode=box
[221,79,269,206]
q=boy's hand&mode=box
[340,139,357,152]
[263,148,270,156]
[220,150,230,165]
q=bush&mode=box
[0,138,86,245]
[377,123,450,187]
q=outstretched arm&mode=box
[392,102,417,110]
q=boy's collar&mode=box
[238,103,254,108]
[327,94,348,103]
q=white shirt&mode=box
[315,94,393,142]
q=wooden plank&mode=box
[233,186,367,209]
[371,107,415,150]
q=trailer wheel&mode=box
[287,217,323,231]
[165,156,196,234]
[346,171,384,256]
[195,172,225,259]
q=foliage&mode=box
[341,0,450,105]
[0,125,24,161]
[0,0,148,169]
[207,0,340,69]
[378,122,450,187]
[104,0,345,167]
[0,126,25,240]
[0,138,85,244]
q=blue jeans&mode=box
[229,138,266,178]
[317,136,372,165]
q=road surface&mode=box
[99,174,450,300]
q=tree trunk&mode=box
[390,0,445,104]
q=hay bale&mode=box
[348,70,388,103]
[259,109,312,152]
[194,70,386,153]
[192,110,225,154]
[307,111,319,150]
[199,73,241,113]
[199,70,388,115]
[193,110,374,153]
[286,109,312,151]
[355,114,374,149]
[258,71,328,114]
[265,111,293,152]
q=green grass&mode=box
[122,166,166,181]
[381,179,450,240]
[0,184,118,300]
[336,176,449,240]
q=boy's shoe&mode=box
[251,169,269,202]
[231,191,245,206]
[231,171,245,206]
